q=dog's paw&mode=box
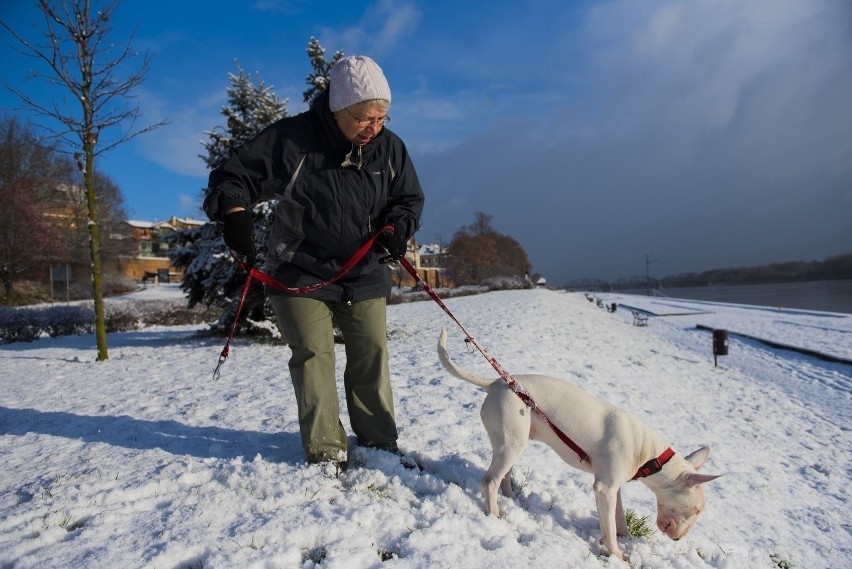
[598,541,628,562]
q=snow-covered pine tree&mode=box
[169,40,343,337]
[200,62,288,171]
[168,63,287,336]
[303,37,345,105]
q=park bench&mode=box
[631,310,648,326]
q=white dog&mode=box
[437,329,720,560]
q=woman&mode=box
[203,55,424,469]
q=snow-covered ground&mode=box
[1,287,849,568]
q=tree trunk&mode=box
[1,268,12,305]
[80,36,108,361]
[84,145,108,361]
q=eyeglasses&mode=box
[344,107,390,127]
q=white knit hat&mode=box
[328,55,391,112]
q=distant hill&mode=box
[660,253,852,288]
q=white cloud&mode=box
[133,86,225,178]
[633,2,686,57]
[178,193,204,217]
[414,0,852,282]
[317,0,421,56]
[370,0,422,53]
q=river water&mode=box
[623,279,852,315]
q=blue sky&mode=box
[2,0,851,284]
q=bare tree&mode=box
[0,115,73,304]
[446,212,532,285]
[1,0,166,360]
[467,211,496,236]
[65,170,134,279]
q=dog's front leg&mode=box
[615,488,629,537]
[593,480,628,561]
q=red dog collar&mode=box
[633,447,676,480]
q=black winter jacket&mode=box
[203,90,424,302]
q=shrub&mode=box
[40,306,95,337]
[0,297,221,344]
[96,298,221,332]
[479,275,534,290]
[101,274,140,298]
[1,281,525,343]
[2,280,53,306]
[103,304,141,332]
[0,306,43,343]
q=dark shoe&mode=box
[307,455,348,477]
[363,440,400,454]
[307,449,348,465]
[363,440,420,471]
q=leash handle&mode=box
[212,264,256,380]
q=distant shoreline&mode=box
[620,279,852,315]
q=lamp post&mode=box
[645,252,657,296]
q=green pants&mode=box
[270,295,397,462]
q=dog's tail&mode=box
[437,328,494,389]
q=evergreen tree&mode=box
[170,40,341,336]
[200,62,288,170]
[303,37,345,105]
[170,63,287,335]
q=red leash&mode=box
[397,257,591,465]
[214,227,677,477]
[399,258,680,478]
[214,222,590,463]
[212,229,387,380]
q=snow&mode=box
[110,283,189,302]
[1,287,849,568]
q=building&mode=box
[388,240,455,289]
[120,216,206,282]
[118,219,455,288]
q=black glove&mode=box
[222,209,257,267]
[378,222,408,264]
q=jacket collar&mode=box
[312,89,384,169]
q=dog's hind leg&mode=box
[482,445,526,517]
[480,390,531,517]
[500,469,516,499]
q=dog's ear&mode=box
[684,472,722,487]
[684,446,711,470]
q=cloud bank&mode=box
[409,0,852,283]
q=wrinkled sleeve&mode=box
[383,139,425,240]
[203,126,283,222]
